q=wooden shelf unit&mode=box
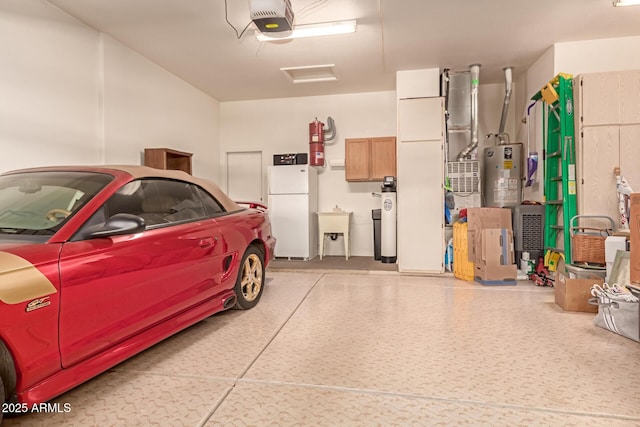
[144,148,193,175]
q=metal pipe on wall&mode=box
[323,116,336,142]
[497,66,514,145]
[457,63,481,161]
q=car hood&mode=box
[0,238,40,250]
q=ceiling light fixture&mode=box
[613,0,640,6]
[255,19,357,41]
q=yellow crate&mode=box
[453,221,474,281]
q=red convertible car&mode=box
[0,165,275,418]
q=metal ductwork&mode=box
[324,116,336,141]
[497,66,514,145]
[457,64,481,161]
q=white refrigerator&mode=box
[268,164,318,260]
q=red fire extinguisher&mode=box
[309,118,325,167]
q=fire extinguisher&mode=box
[309,118,325,167]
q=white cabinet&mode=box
[398,99,443,141]
[579,126,619,218]
[396,69,441,99]
[575,71,640,226]
[397,97,445,273]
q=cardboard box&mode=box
[631,194,640,284]
[474,262,517,285]
[467,208,512,263]
[480,228,515,265]
[554,258,601,313]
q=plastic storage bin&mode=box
[453,221,474,281]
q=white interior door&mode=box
[227,151,263,202]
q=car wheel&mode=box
[233,246,265,310]
[0,344,15,418]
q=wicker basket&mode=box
[570,215,614,266]
[572,234,607,265]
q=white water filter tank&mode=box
[381,176,397,263]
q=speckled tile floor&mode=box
[5,271,640,426]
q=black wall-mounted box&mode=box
[273,153,308,165]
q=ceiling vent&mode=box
[250,0,294,35]
[280,64,338,84]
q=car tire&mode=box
[0,343,15,409]
[233,245,265,310]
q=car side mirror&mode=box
[88,213,146,239]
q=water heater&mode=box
[483,144,523,208]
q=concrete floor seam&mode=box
[234,377,640,422]
[111,368,235,384]
[195,384,235,427]
[199,272,326,425]
[235,272,325,380]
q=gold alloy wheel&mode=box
[241,253,263,302]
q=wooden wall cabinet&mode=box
[345,137,396,181]
[144,148,193,175]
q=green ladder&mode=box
[531,73,577,265]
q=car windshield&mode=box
[0,171,113,236]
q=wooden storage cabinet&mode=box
[144,148,193,174]
[345,138,370,180]
[574,71,640,224]
[345,137,396,181]
[396,97,445,273]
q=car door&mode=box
[58,179,226,367]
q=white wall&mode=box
[0,0,100,172]
[220,92,397,257]
[0,0,220,181]
[101,35,220,180]
[554,36,640,76]
[519,45,555,202]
